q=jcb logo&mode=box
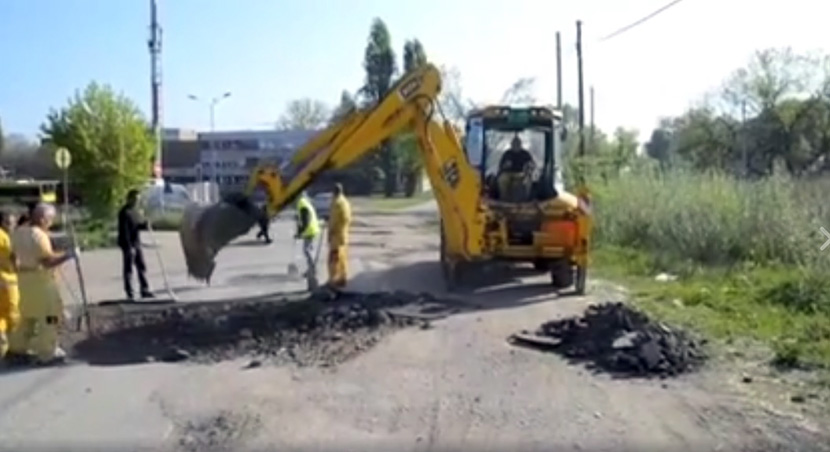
[398,76,422,100]
[442,159,460,189]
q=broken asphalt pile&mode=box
[510,302,707,378]
[68,290,459,367]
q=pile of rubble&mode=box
[70,290,451,367]
[510,302,707,378]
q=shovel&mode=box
[287,238,300,278]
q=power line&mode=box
[598,0,686,42]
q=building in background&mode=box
[195,129,316,194]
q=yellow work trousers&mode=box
[8,272,63,361]
[327,245,348,288]
[0,285,20,358]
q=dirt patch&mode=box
[510,302,707,378]
[66,290,457,367]
[175,410,262,452]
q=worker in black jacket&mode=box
[117,189,153,300]
[255,205,272,244]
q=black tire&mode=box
[549,259,574,289]
[574,265,587,295]
[440,222,456,291]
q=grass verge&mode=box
[357,191,433,211]
[54,212,184,251]
[586,165,830,372]
[592,244,830,371]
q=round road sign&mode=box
[54,147,72,169]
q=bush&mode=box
[592,166,827,270]
[590,164,830,367]
[148,211,183,231]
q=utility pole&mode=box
[576,20,586,159]
[589,86,595,151]
[555,32,563,109]
[148,0,163,181]
[187,92,231,188]
[741,100,748,177]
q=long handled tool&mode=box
[65,217,91,332]
[307,221,328,291]
[146,219,177,301]
[287,238,300,278]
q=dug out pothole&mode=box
[64,290,458,367]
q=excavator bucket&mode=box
[178,193,261,282]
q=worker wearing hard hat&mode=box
[327,184,352,288]
[294,192,320,279]
[0,210,19,359]
[7,203,77,365]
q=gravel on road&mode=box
[510,301,708,378]
[65,290,458,368]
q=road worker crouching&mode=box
[7,203,77,365]
[0,210,20,360]
[327,183,352,288]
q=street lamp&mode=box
[188,92,231,192]
[187,92,231,131]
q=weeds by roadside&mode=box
[52,211,184,251]
[590,167,830,372]
[354,191,433,211]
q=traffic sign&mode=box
[54,147,72,169]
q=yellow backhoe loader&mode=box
[178,63,593,293]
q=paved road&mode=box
[0,202,827,452]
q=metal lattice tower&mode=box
[148,0,163,178]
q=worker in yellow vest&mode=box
[327,184,352,288]
[294,192,320,281]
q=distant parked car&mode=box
[311,192,332,221]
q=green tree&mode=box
[360,18,398,197]
[402,39,427,73]
[330,90,357,124]
[398,38,429,197]
[41,82,154,219]
[277,98,330,130]
[437,65,474,126]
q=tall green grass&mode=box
[593,168,828,269]
[590,165,830,368]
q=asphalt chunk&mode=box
[66,290,457,367]
[510,302,707,378]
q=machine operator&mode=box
[498,135,535,173]
[496,135,536,201]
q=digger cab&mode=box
[463,106,565,204]
[461,106,589,294]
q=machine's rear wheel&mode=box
[574,265,587,295]
[549,259,574,290]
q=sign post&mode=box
[53,147,90,331]
[54,147,72,226]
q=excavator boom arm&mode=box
[180,63,486,281]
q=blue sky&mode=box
[0,0,826,140]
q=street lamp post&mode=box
[187,92,231,192]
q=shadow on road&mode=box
[225,272,301,285]
[347,259,571,312]
[227,239,272,248]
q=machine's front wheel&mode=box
[440,224,457,291]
